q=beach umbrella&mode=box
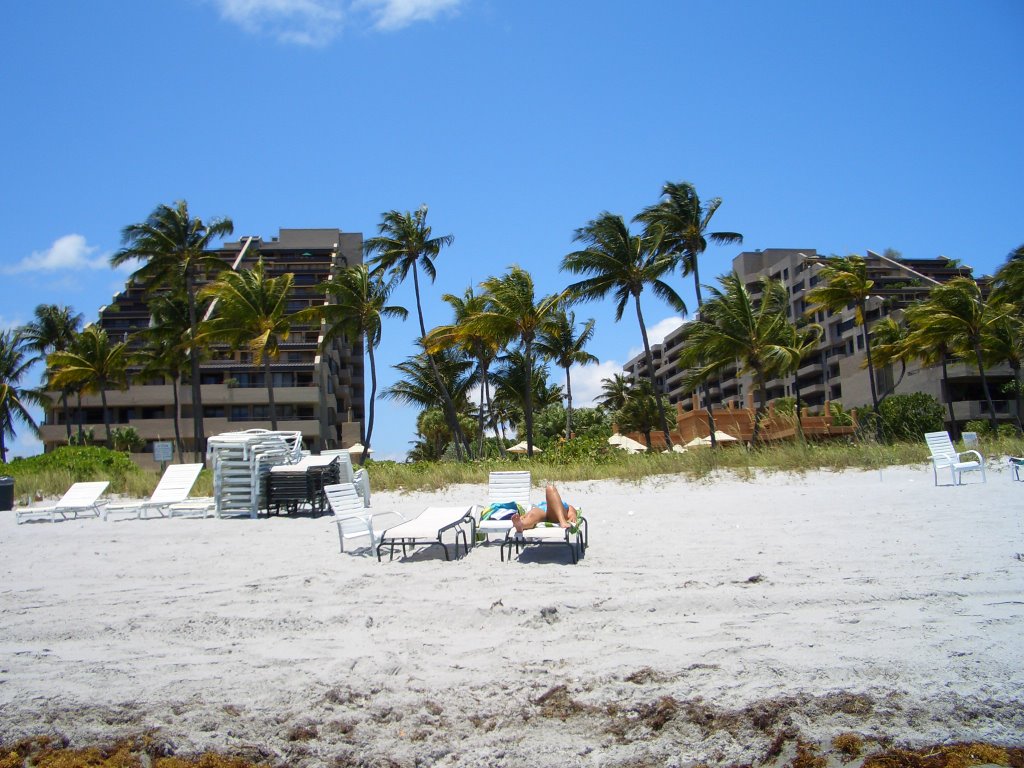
[507,441,541,454]
[671,444,686,453]
[610,434,647,453]
[684,436,709,448]
[347,442,373,455]
[710,430,738,443]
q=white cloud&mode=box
[355,0,461,30]
[208,0,461,44]
[626,315,687,359]
[4,234,109,274]
[570,360,623,408]
[210,0,346,45]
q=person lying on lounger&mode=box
[511,483,578,532]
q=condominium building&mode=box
[624,248,1016,431]
[40,228,365,462]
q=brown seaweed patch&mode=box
[862,743,1022,768]
[533,684,589,720]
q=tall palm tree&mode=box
[616,378,660,449]
[314,264,407,464]
[597,373,633,414]
[364,205,468,459]
[636,181,744,308]
[914,278,1008,434]
[865,317,912,404]
[48,327,128,448]
[21,304,82,441]
[111,200,234,460]
[804,255,884,441]
[562,212,683,448]
[779,323,823,444]
[535,310,598,439]
[982,310,1024,435]
[467,266,563,456]
[677,274,793,444]
[426,287,503,458]
[636,181,743,448]
[992,243,1024,304]
[0,330,48,462]
[135,292,195,461]
[201,259,298,431]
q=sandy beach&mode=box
[1,466,1022,767]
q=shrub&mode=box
[109,426,145,453]
[0,445,150,497]
[877,392,945,441]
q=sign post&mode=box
[153,441,173,472]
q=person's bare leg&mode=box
[512,506,546,532]
[544,484,572,528]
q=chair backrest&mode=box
[488,471,532,507]
[149,464,203,504]
[57,481,109,507]
[924,431,957,460]
[320,450,356,484]
[324,482,364,517]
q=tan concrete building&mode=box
[40,228,365,463]
[624,248,1016,432]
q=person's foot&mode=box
[511,513,525,533]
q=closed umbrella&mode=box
[507,441,541,454]
[610,434,647,453]
[684,436,709,448]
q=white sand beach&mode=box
[1,466,1022,767]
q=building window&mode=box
[230,406,249,421]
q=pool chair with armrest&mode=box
[924,431,986,486]
[325,482,404,553]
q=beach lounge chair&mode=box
[320,449,371,506]
[326,482,402,553]
[1008,456,1023,481]
[924,431,986,485]
[15,481,109,524]
[476,471,533,542]
[102,463,204,521]
[376,505,475,562]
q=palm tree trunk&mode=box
[172,374,183,462]
[76,391,84,443]
[485,377,506,458]
[61,390,71,440]
[476,357,486,459]
[564,365,573,439]
[100,383,111,449]
[634,294,674,448]
[1011,362,1023,436]
[692,271,718,449]
[362,337,378,467]
[0,431,6,463]
[410,264,465,460]
[940,350,957,439]
[793,374,805,445]
[752,368,767,444]
[186,268,206,463]
[524,337,536,456]
[860,311,883,442]
[264,355,278,430]
[973,340,999,433]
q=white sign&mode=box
[153,442,174,462]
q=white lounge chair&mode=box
[504,523,585,564]
[376,505,474,561]
[476,470,532,542]
[325,482,401,553]
[15,481,109,524]
[103,463,205,521]
[924,431,986,485]
[320,449,371,506]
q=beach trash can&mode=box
[0,476,13,511]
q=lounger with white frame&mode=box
[325,482,404,553]
[376,505,474,562]
[15,481,109,524]
[503,521,585,564]
[103,464,205,520]
[475,470,532,543]
[924,431,986,485]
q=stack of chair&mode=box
[207,430,303,518]
[320,449,371,506]
[265,454,341,515]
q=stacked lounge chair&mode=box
[207,430,303,518]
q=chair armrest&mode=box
[957,450,984,463]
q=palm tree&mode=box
[805,255,884,441]
[315,264,407,464]
[364,205,468,459]
[426,287,503,458]
[535,310,598,439]
[111,200,234,460]
[21,304,82,441]
[779,323,823,444]
[201,259,299,431]
[0,330,48,462]
[677,274,793,444]
[597,373,633,414]
[914,278,1008,434]
[982,310,1024,435]
[562,212,683,448]
[466,266,563,457]
[992,244,1024,304]
[636,181,743,449]
[866,317,912,403]
[135,293,195,461]
[636,181,744,308]
[903,301,960,438]
[616,378,660,449]
[48,327,129,448]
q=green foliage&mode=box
[109,426,145,453]
[1,445,149,496]
[519,404,611,448]
[965,419,1019,439]
[68,427,95,446]
[774,396,797,416]
[829,401,854,426]
[877,392,945,440]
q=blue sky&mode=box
[1,1,1022,459]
